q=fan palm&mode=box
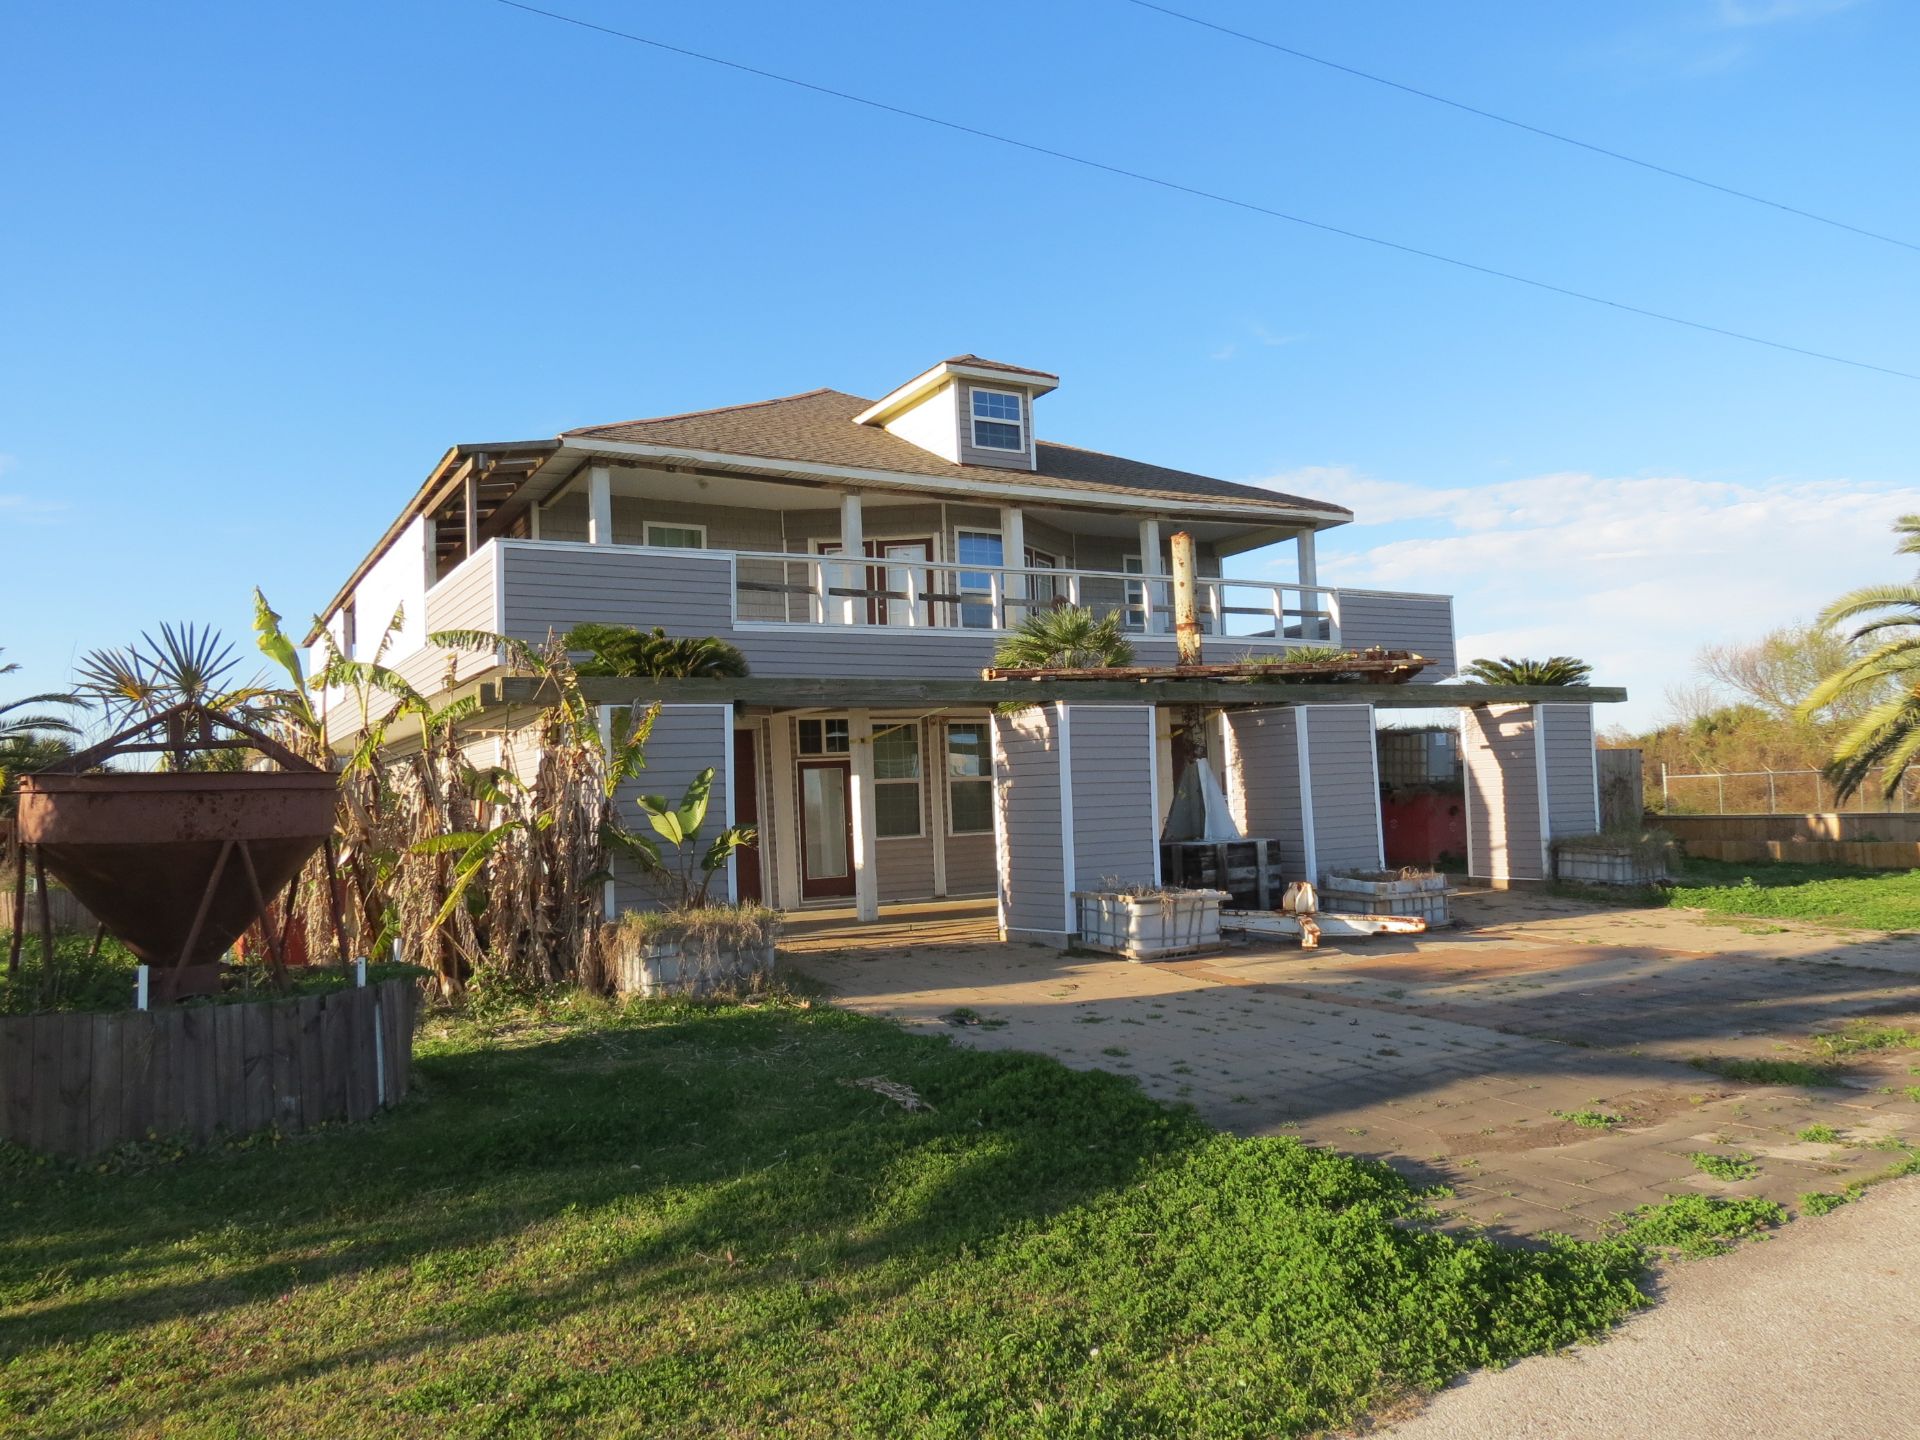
[1462,655,1593,687]
[991,606,1135,671]
[1798,515,1920,801]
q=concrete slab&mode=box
[789,891,1920,1238]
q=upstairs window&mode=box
[644,522,707,550]
[970,388,1025,451]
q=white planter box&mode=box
[1072,889,1229,961]
[1553,848,1669,886]
[1319,871,1453,925]
[614,937,778,999]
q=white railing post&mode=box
[838,491,865,626]
[903,567,921,627]
[1067,572,1082,607]
[989,572,1004,630]
[1324,589,1341,647]
[810,555,831,625]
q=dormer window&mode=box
[970,388,1025,452]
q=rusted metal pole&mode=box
[1170,531,1204,668]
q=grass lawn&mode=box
[1,994,1647,1438]
[1554,858,1920,931]
[1664,859,1920,931]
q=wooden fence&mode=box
[1597,748,1643,830]
[0,977,417,1159]
[0,887,95,936]
[1661,814,1920,871]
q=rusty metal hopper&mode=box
[16,771,338,966]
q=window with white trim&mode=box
[955,529,1003,629]
[644,522,707,549]
[946,722,994,835]
[970,388,1025,452]
[1122,553,1147,632]
[871,722,922,838]
[796,718,850,755]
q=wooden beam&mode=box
[491,675,1626,710]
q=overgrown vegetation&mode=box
[1689,1150,1760,1182]
[1556,855,1920,932]
[1552,1108,1623,1130]
[1611,1194,1787,1258]
[1689,1055,1845,1088]
[1462,655,1592,686]
[1799,1191,1853,1217]
[1811,1020,1920,1057]
[0,996,1651,1438]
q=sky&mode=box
[2,0,1915,730]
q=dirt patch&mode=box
[1446,1086,1724,1153]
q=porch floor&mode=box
[776,897,1001,954]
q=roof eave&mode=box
[553,436,1349,528]
[853,360,1060,427]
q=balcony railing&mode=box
[729,549,1336,642]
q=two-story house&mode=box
[310,356,1601,938]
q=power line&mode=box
[1123,0,1920,256]
[486,0,1919,383]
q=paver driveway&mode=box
[789,890,1920,1240]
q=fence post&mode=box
[1767,770,1776,814]
[1661,762,1669,809]
[135,965,148,1011]
[1717,774,1725,814]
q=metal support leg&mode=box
[236,840,290,981]
[7,836,24,978]
[177,838,234,966]
[34,848,56,1007]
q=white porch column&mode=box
[848,709,880,921]
[1138,518,1163,632]
[838,490,865,626]
[1297,528,1321,640]
[999,505,1026,625]
[768,717,800,910]
[587,465,614,546]
[462,469,481,556]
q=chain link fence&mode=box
[1657,764,1917,815]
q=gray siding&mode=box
[486,540,1452,684]
[1540,704,1600,839]
[499,542,734,643]
[1224,709,1307,874]
[1334,592,1457,679]
[1463,705,1545,882]
[1303,705,1384,878]
[1066,705,1159,891]
[993,707,1067,938]
[957,382,1034,470]
[944,831,997,896]
[611,704,732,912]
[321,544,499,737]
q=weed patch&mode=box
[1689,1055,1846,1088]
[1553,1109,1623,1130]
[1690,1150,1760,1181]
[1613,1194,1787,1258]
[1799,1191,1853,1218]
[1796,1124,1842,1144]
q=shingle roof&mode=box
[942,354,1060,380]
[565,388,1348,518]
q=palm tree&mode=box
[1,650,83,817]
[992,606,1135,671]
[0,649,82,745]
[1462,655,1593,686]
[1799,515,1920,801]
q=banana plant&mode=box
[629,766,758,908]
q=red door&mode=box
[733,729,763,903]
[798,759,856,900]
